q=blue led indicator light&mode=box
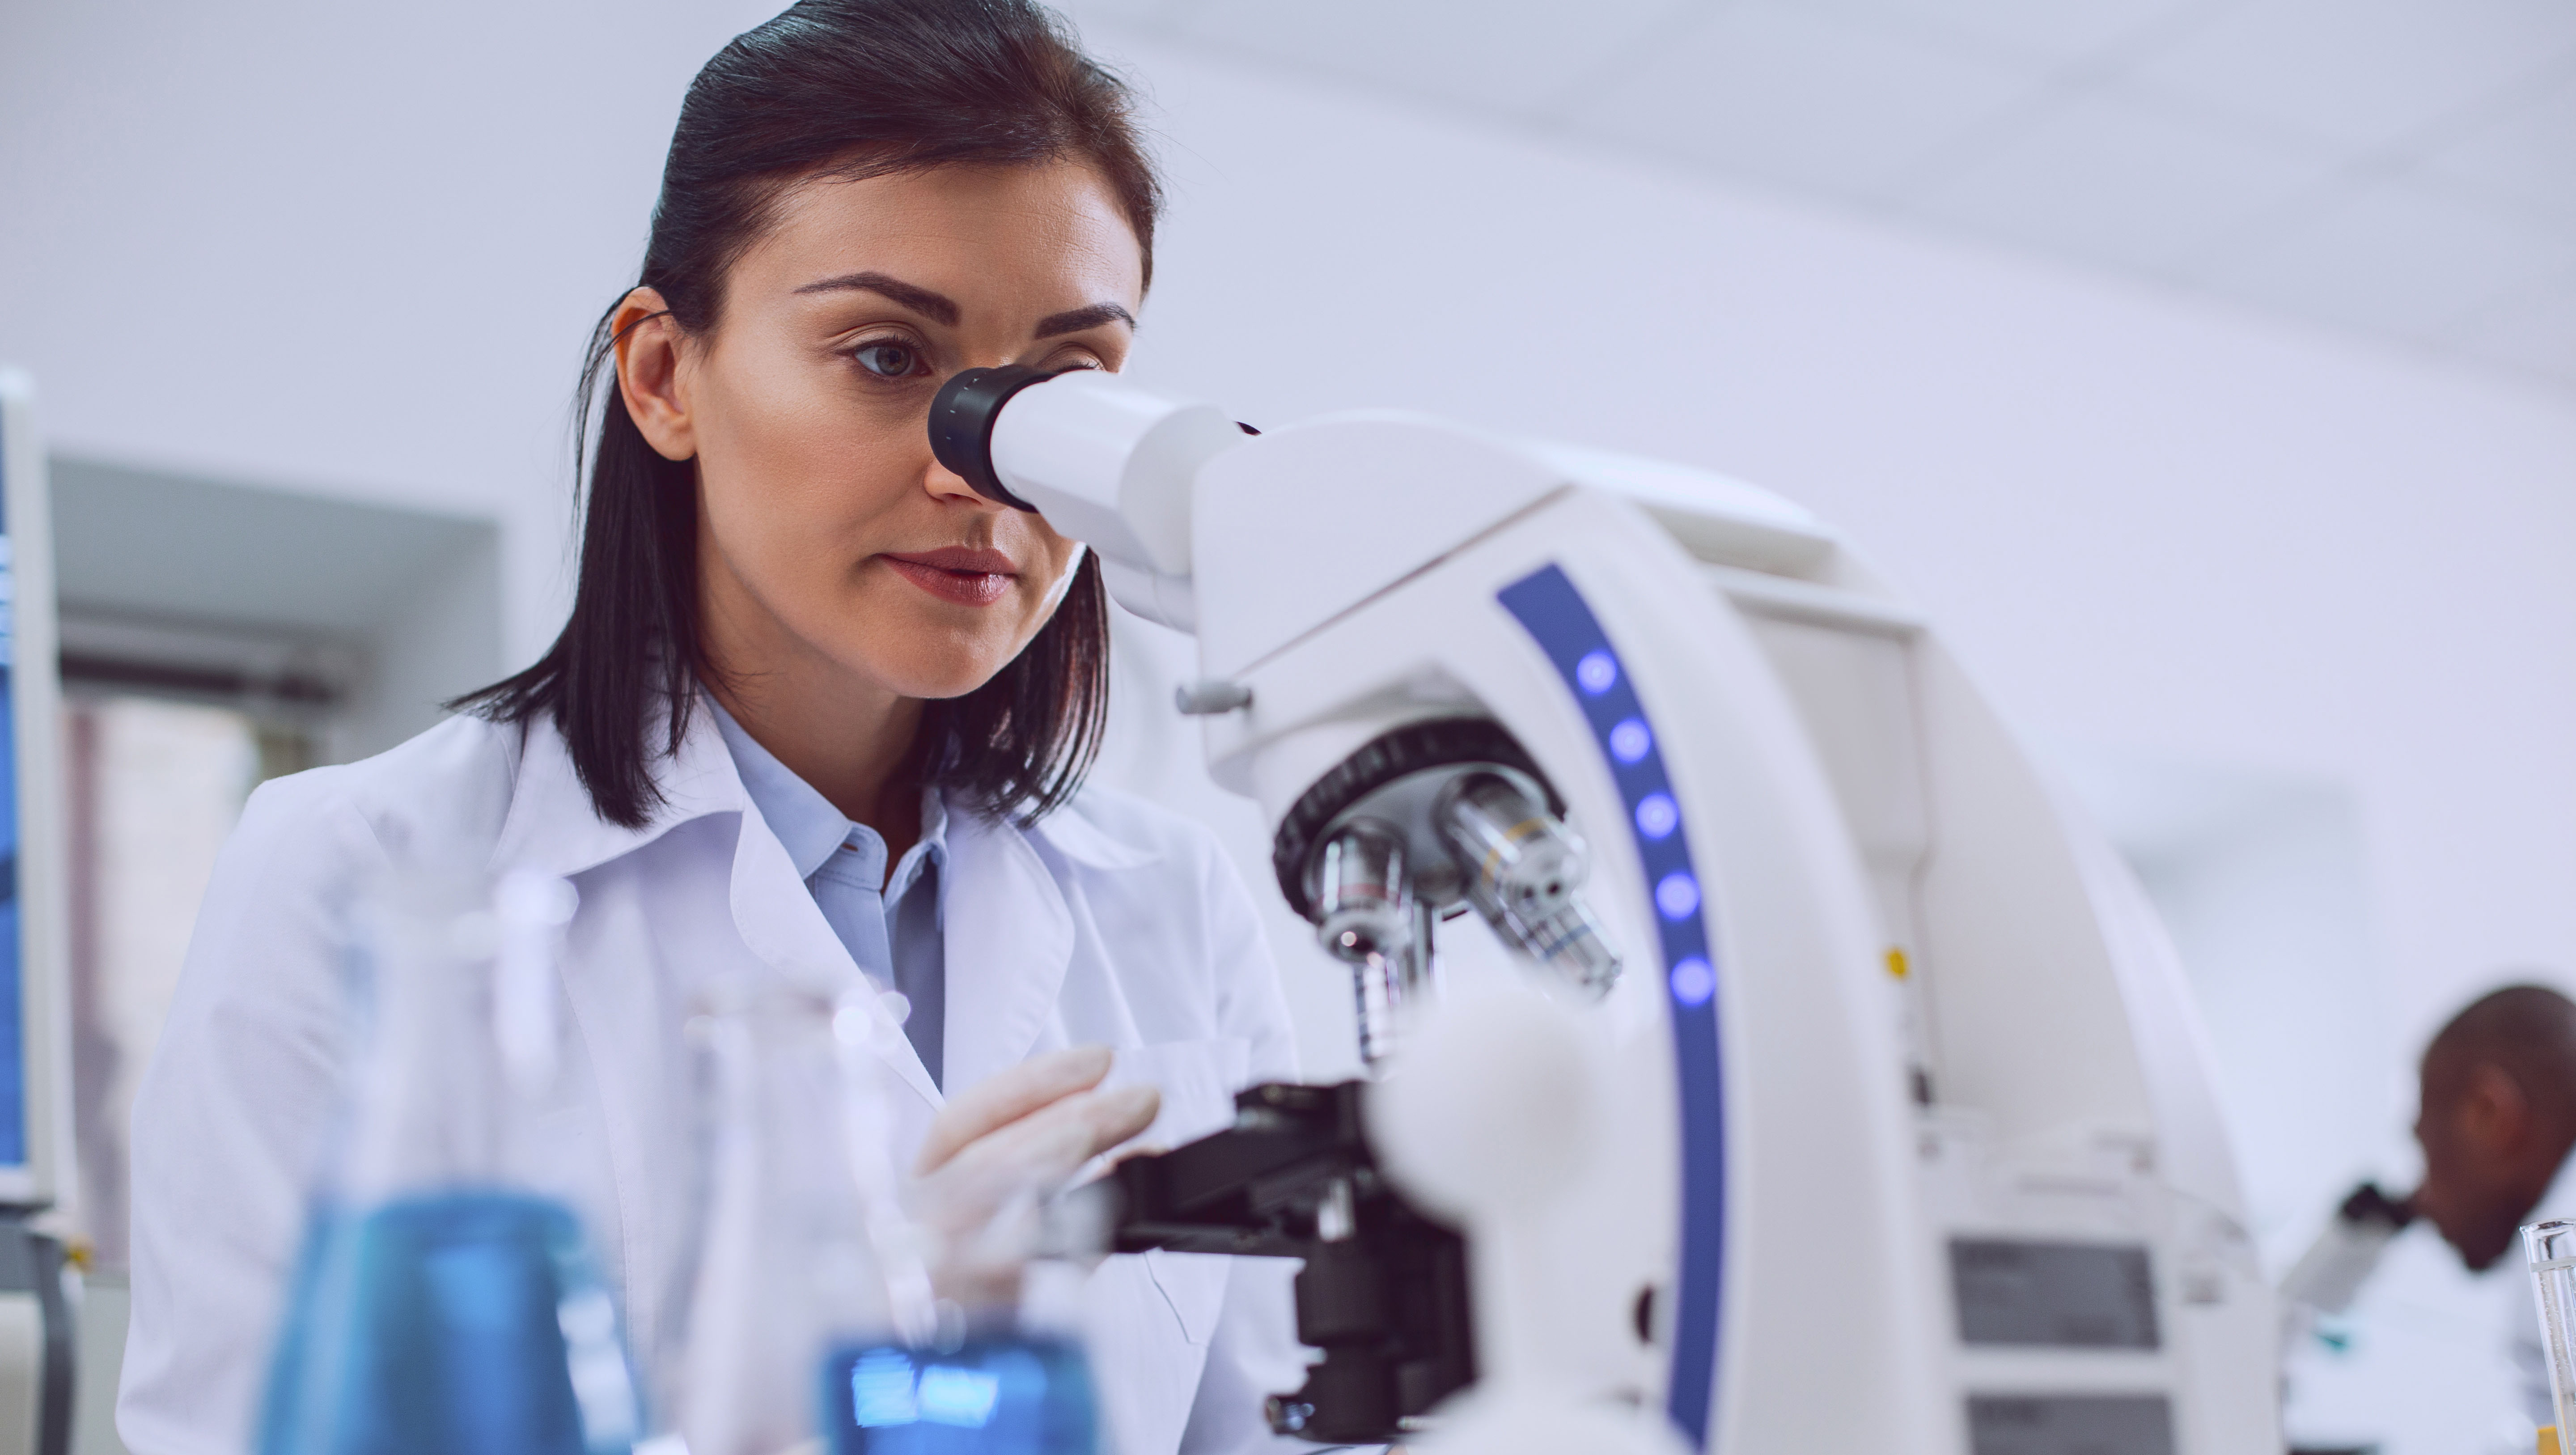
[1575,649,1619,696]
[1635,792,1680,840]
[1669,957,1716,1007]
[1499,562,1722,1451]
[1609,718,1652,764]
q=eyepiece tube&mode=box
[928,364,1064,511]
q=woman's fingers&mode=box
[915,1044,1116,1175]
[1077,1084,1161,1162]
[931,1084,1164,1201]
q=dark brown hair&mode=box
[2425,983,2576,1119]
[453,0,1158,828]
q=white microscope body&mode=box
[937,368,2280,1455]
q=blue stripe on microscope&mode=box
[1497,563,1724,1449]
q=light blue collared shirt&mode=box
[709,700,949,1087]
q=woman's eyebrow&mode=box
[1034,302,1136,338]
[792,271,959,325]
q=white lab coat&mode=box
[118,704,1314,1455]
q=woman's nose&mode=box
[922,451,1006,509]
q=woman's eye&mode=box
[852,341,922,379]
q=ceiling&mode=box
[1075,0,2576,393]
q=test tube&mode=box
[2522,1220,2576,1440]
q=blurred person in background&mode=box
[2410,983,2576,1426]
[2284,984,2576,1433]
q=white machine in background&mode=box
[930,367,2279,1455]
[0,369,76,1455]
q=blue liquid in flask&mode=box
[821,1337,1098,1455]
[260,1191,637,1455]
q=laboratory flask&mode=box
[2527,1220,2576,1441]
[663,988,1101,1455]
[258,870,641,1455]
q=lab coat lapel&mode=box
[940,799,1076,1096]
[489,708,742,1356]
[724,793,944,1111]
[491,703,942,1114]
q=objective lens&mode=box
[1434,773,1587,924]
[1435,772,1622,999]
[1313,820,1411,965]
[1312,819,1423,1068]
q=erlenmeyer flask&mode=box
[258,870,642,1455]
[826,1000,1102,1455]
[667,987,1102,1455]
[664,988,910,1455]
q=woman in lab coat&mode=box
[117,3,1306,1452]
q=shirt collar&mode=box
[491,696,748,882]
[887,785,949,908]
[488,688,1115,883]
[709,696,950,891]
[708,696,858,881]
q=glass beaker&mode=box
[2525,1219,2576,1442]
[258,870,640,1455]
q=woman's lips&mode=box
[882,549,1017,607]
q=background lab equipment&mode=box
[2275,1182,2413,1357]
[0,369,77,1455]
[2525,1219,2576,1441]
[930,367,2282,1454]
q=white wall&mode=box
[8,0,2576,1176]
[0,0,786,666]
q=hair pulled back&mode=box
[456,0,1158,828]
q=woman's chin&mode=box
[795,596,1024,703]
[862,651,1011,704]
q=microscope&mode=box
[931,366,2280,1454]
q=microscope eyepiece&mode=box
[928,364,1067,512]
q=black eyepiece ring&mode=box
[929,364,1067,512]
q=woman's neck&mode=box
[701,631,928,865]
[715,672,923,823]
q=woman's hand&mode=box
[909,1045,1159,1306]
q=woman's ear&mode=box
[610,287,696,462]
